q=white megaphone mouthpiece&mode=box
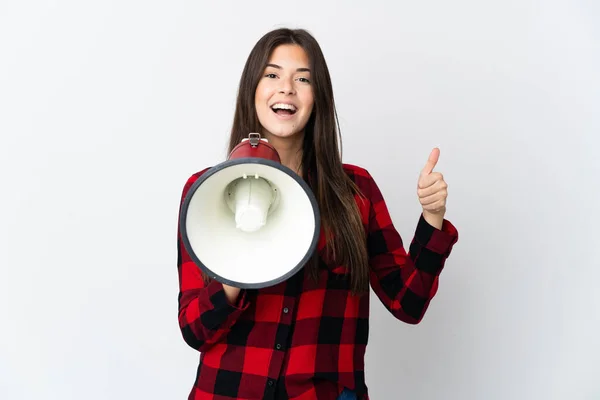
[227,174,277,232]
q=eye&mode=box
[297,77,310,83]
[264,73,277,79]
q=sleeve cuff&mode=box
[415,213,459,255]
[231,289,249,310]
[207,280,250,314]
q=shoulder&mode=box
[342,163,376,192]
[342,163,388,208]
[342,163,372,181]
[180,167,213,197]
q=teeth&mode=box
[271,103,297,111]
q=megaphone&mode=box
[179,132,321,289]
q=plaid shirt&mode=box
[176,164,459,400]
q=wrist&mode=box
[423,210,444,230]
[222,284,241,305]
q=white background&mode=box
[1,1,599,399]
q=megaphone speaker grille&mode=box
[179,157,320,288]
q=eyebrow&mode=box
[266,63,311,72]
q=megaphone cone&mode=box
[179,133,321,289]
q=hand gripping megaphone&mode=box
[179,133,321,289]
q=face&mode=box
[255,44,314,141]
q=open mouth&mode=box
[271,103,297,116]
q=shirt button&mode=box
[276,344,282,350]
[268,379,274,386]
[283,307,289,314]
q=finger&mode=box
[418,185,448,201]
[418,171,444,189]
[420,147,440,176]
[418,178,447,197]
[419,189,447,205]
[422,198,447,213]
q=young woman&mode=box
[176,28,459,400]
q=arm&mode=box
[176,171,250,352]
[365,171,458,324]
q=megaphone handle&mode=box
[248,132,261,147]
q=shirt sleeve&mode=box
[176,171,250,352]
[364,170,458,324]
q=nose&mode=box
[278,76,295,95]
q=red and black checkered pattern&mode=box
[176,164,459,400]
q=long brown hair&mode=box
[228,28,369,294]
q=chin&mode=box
[267,128,301,138]
[261,119,307,140]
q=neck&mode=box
[263,132,304,177]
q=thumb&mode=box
[421,148,440,176]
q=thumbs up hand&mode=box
[417,148,447,229]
